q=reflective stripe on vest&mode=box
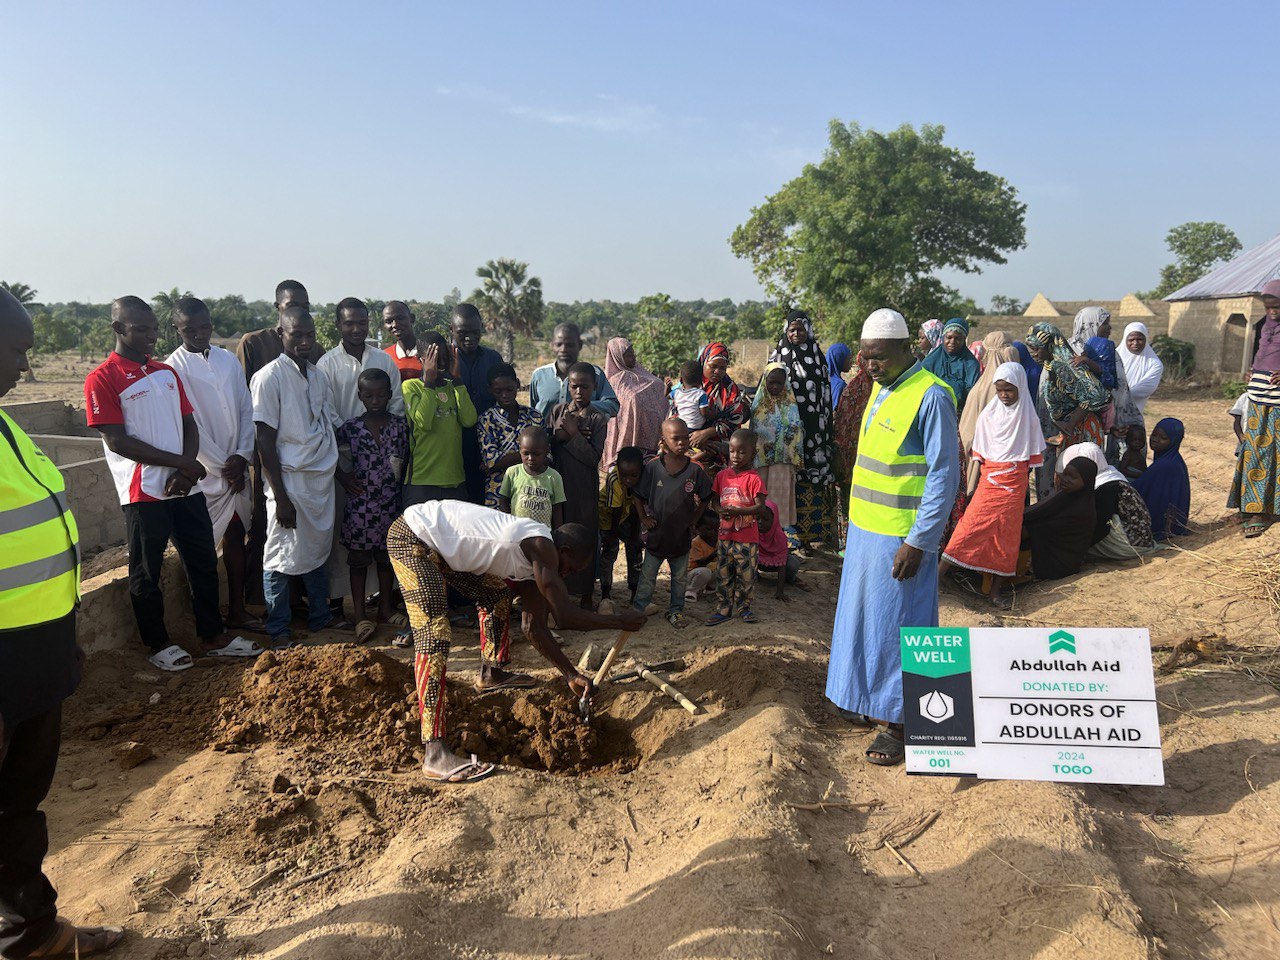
[849,368,954,536]
[0,410,80,630]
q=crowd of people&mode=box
[10,276,1280,954]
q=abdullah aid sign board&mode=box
[900,627,1163,785]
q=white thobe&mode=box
[316,343,405,427]
[250,355,339,576]
[166,345,255,544]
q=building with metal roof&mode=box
[1165,233,1280,376]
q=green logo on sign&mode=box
[1048,630,1076,655]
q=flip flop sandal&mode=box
[319,615,355,631]
[425,754,496,784]
[704,613,732,627]
[739,610,759,623]
[270,634,296,651]
[474,673,538,693]
[225,616,268,635]
[865,730,905,767]
[26,917,125,958]
[148,644,194,673]
[1244,520,1268,538]
[383,612,409,627]
[391,630,412,649]
[666,611,689,630]
[355,620,377,643]
[206,636,264,658]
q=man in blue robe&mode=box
[827,309,959,766]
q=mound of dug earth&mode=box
[211,645,419,766]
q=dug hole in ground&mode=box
[40,391,1280,959]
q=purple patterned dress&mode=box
[337,414,410,551]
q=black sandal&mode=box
[865,729,905,766]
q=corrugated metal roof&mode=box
[1165,232,1280,301]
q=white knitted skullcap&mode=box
[861,308,909,340]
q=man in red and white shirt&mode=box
[85,297,260,671]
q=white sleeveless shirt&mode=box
[400,501,549,581]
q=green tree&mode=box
[0,281,37,305]
[630,293,698,377]
[472,260,545,362]
[1144,221,1242,298]
[730,120,1026,343]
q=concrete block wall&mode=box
[63,457,123,554]
[1,399,89,435]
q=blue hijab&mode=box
[1014,340,1041,398]
[922,318,981,410]
[827,343,852,407]
[1133,417,1190,540]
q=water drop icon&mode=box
[919,690,954,723]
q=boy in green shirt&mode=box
[497,426,565,528]
[402,331,478,505]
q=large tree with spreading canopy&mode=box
[730,121,1026,342]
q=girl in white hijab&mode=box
[1119,322,1163,413]
[940,362,1045,607]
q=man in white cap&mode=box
[826,308,959,767]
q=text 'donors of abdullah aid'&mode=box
[900,627,1164,786]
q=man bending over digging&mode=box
[387,500,647,783]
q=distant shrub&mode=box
[1221,378,1247,399]
[1151,335,1195,378]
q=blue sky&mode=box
[2,1,1276,309]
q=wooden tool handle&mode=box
[592,631,633,687]
[634,661,700,715]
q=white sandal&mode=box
[206,636,263,658]
[149,644,194,672]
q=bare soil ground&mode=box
[19,369,1280,959]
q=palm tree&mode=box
[0,281,37,305]
[472,259,544,362]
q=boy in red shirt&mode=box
[85,297,260,672]
[706,429,767,625]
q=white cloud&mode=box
[505,99,661,134]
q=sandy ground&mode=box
[13,362,1280,958]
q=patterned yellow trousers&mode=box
[386,518,512,741]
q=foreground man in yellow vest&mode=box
[0,290,124,958]
[826,309,959,767]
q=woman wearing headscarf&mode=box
[751,362,804,527]
[958,332,1019,492]
[1021,457,1098,580]
[969,341,986,365]
[1059,441,1156,559]
[1229,280,1280,536]
[1024,322,1111,450]
[1135,418,1190,541]
[1013,340,1041,398]
[1120,322,1164,414]
[770,310,837,548]
[826,342,853,407]
[923,318,982,412]
[1069,307,1142,457]
[940,362,1044,607]
[601,336,667,468]
[831,352,874,548]
[916,319,944,359]
[689,341,748,472]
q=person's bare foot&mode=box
[421,738,495,783]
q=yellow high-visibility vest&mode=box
[849,367,954,537]
[0,409,80,630]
